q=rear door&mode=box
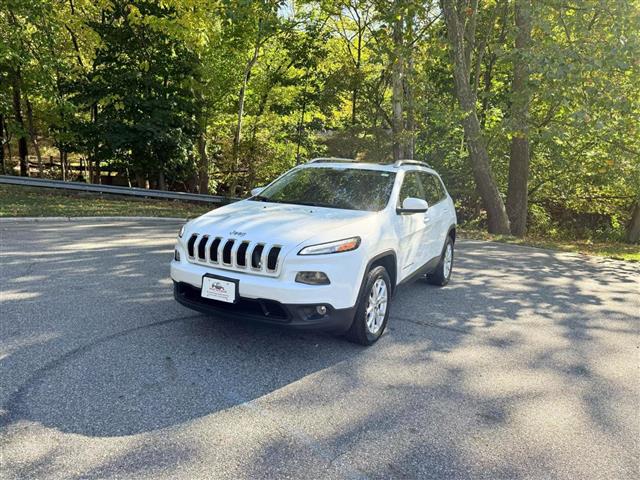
[419,172,450,260]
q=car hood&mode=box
[186,200,377,247]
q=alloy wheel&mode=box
[365,278,388,334]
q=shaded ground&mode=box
[1,219,638,479]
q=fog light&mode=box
[174,249,180,261]
[295,271,330,285]
[316,305,327,315]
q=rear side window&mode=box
[420,172,446,205]
[433,176,447,200]
[398,171,425,204]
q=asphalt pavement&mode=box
[1,219,638,479]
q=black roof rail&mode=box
[308,157,357,164]
[393,159,432,168]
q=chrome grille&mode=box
[186,233,283,275]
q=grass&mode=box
[460,228,640,262]
[0,184,213,219]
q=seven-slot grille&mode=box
[186,233,282,275]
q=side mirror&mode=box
[397,197,429,214]
[250,187,265,197]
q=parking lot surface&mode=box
[1,219,638,479]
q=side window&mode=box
[417,173,437,205]
[398,171,424,205]
[433,176,447,200]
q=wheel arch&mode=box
[447,225,456,243]
[366,250,398,295]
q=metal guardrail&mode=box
[0,175,238,205]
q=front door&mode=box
[395,171,433,280]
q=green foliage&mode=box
[0,0,638,242]
[71,1,199,185]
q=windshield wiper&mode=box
[286,200,338,208]
[251,197,341,209]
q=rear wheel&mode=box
[346,266,391,346]
[426,236,454,286]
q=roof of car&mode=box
[303,158,436,174]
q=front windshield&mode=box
[251,167,396,211]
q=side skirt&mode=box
[397,255,441,288]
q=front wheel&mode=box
[426,237,454,286]
[346,266,391,346]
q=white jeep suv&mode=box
[171,158,457,345]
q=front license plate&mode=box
[201,275,237,303]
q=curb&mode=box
[0,216,187,223]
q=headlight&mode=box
[178,225,185,238]
[298,237,361,255]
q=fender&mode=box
[353,249,398,304]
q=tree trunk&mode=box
[11,70,29,177]
[60,149,66,181]
[94,158,101,184]
[197,129,209,194]
[234,53,257,151]
[135,172,145,189]
[626,200,640,244]
[0,114,5,174]
[247,85,271,182]
[193,84,209,194]
[351,29,362,126]
[91,103,99,183]
[64,152,69,181]
[391,2,404,162]
[158,170,166,191]
[296,85,308,165]
[404,12,415,160]
[506,0,532,236]
[25,96,43,177]
[442,1,510,234]
[231,40,260,195]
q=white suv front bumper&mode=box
[170,244,367,310]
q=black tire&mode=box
[346,266,392,346]
[426,236,454,286]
